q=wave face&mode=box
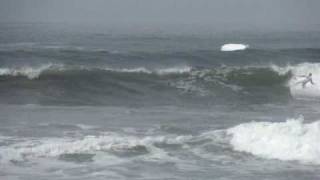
[0,64,293,105]
[227,117,320,164]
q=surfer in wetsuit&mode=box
[296,73,315,88]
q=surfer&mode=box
[296,73,315,88]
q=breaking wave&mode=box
[0,64,61,79]
[2,117,319,165]
[0,65,192,80]
[0,64,295,105]
[227,117,320,164]
[4,62,320,105]
[0,64,291,83]
[272,63,320,98]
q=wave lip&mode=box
[0,64,63,79]
[0,65,192,79]
[227,117,320,164]
[221,44,249,51]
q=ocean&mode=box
[1,23,320,180]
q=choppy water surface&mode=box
[1,23,320,180]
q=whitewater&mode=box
[1,23,320,180]
[1,116,319,164]
[220,43,249,51]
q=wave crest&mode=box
[0,64,63,79]
[0,65,192,79]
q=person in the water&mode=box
[296,73,315,88]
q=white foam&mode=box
[0,64,63,79]
[117,67,152,74]
[156,66,192,75]
[221,44,249,51]
[0,133,193,163]
[272,63,320,98]
[0,64,192,80]
[227,117,320,164]
[104,66,192,75]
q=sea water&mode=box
[1,23,320,180]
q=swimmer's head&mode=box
[309,73,312,76]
